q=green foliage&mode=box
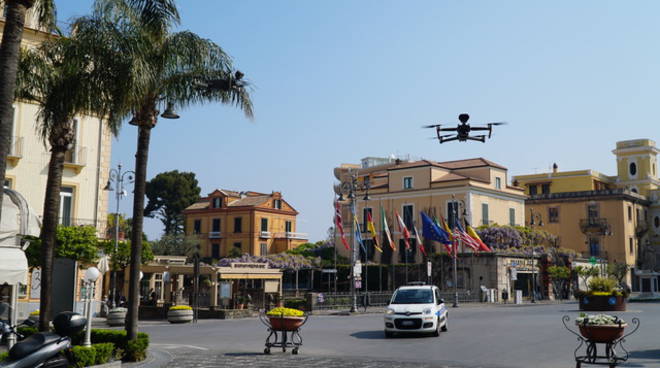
[144,170,201,235]
[284,298,307,310]
[99,239,154,270]
[0,352,7,362]
[124,335,149,362]
[547,265,571,280]
[93,343,115,365]
[607,262,630,286]
[574,265,600,290]
[151,234,199,257]
[70,346,96,368]
[106,213,131,238]
[71,329,148,362]
[17,326,38,337]
[228,247,242,258]
[25,226,99,267]
[588,277,618,293]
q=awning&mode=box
[0,247,28,285]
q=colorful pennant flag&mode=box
[421,212,452,255]
[455,221,481,252]
[380,206,395,251]
[395,210,411,250]
[334,201,350,250]
[366,211,383,252]
[439,216,454,242]
[353,217,368,255]
[413,226,427,257]
[465,220,491,252]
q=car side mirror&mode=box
[438,298,444,304]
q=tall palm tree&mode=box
[91,0,253,340]
[16,24,131,331]
[0,0,55,223]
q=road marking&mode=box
[152,343,209,351]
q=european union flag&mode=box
[420,212,451,245]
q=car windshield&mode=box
[391,289,433,304]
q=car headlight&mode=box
[386,308,395,315]
[423,308,432,315]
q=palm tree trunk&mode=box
[38,146,66,331]
[0,0,33,224]
[126,123,152,340]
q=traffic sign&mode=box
[354,261,362,276]
[427,261,432,277]
[589,257,597,265]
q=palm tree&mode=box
[90,0,253,340]
[0,0,56,224]
[16,25,130,331]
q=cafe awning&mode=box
[0,247,28,285]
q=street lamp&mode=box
[104,164,135,308]
[83,267,101,347]
[450,197,466,308]
[338,169,371,313]
[528,208,543,303]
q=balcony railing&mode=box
[64,146,87,172]
[635,220,649,237]
[6,136,23,165]
[273,232,308,240]
[209,231,222,239]
[579,217,612,236]
[260,231,272,238]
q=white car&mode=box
[384,284,448,337]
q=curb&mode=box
[122,348,173,368]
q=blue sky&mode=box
[55,1,660,241]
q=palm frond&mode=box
[33,0,58,33]
[94,0,179,40]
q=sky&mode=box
[55,0,660,242]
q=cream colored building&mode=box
[334,157,527,264]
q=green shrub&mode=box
[17,326,38,338]
[588,277,617,293]
[0,352,8,362]
[124,336,149,362]
[284,298,306,310]
[93,343,115,365]
[71,329,149,362]
[70,346,96,368]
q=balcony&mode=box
[259,231,272,238]
[579,217,612,236]
[273,232,308,240]
[635,220,649,238]
[64,146,87,173]
[209,231,222,239]
[7,136,23,165]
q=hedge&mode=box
[17,326,38,338]
[71,329,149,362]
[284,298,306,310]
[0,352,7,362]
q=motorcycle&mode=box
[0,311,86,368]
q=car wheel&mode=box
[441,314,448,332]
[432,319,440,337]
[384,330,394,338]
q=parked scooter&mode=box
[0,312,86,368]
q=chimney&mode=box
[552,163,558,173]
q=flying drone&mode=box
[423,113,506,143]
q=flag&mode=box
[439,216,454,241]
[413,226,426,257]
[421,212,452,255]
[465,220,491,252]
[395,210,411,250]
[334,201,350,250]
[353,217,368,255]
[455,221,481,252]
[381,206,395,251]
[366,211,383,252]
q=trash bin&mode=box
[514,289,523,304]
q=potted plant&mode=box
[575,313,626,343]
[106,307,127,326]
[167,305,193,323]
[266,307,305,331]
[28,310,39,324]
[578,277,628,311]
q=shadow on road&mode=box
[350,330,436,340]
[224,352,264,357]
[630,349,660,360]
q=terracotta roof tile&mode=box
[437,157,507,170]
[227,195,270,207]
[185,202,209,211]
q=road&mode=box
[133,302,660,368]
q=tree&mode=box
[106,213,131,239]
[0,0,56,228]
[16,20,130,331]
[574,265,600,291]
[86,0,253,340]
[144,170,200,235]
[547,265,571,300]
[150,233,197,257]
[607,262,630,289]
[99,239,154,270]
[24,226,100,267]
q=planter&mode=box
[578,324,626,343]
[267,316,305,331]
[579,295,627,311]
[167,308,193,324]
[106,308,127,326]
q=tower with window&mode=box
[613,139,659,197]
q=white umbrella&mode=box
[97,255,110,275]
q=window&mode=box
[589,238,600,257]
[628,206,632,221]
[495,177,502,190]
[285,221,292,233]
[403,177,413,190]
[481,203,489,226]
[587,203,599,218]
[233,242,241,251]
[447,202,458,229]
[261,218,268,232]
[63,119,79,163]
[193,219,201,234]
[528,185,537,196]
[509,208,516,226]
[212,218,220,232]
[636,208,641,223]
[212,197,221,208]
[548,207,559,223]
[234,217,242,233]
[629,238,634,254]
[403,205,414,229]
[273,199,282,209]
[59,187,74,226]
[212,243,220,259]
[260,243,268,256]
[541,183,550,195]
[629,162,637,176]
[3,178,12,189]
[655,216,660,228]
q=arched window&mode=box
[629,162,637,176]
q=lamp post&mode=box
[83,267,101,347]
[528,208,543,303]
[338,169,371,313]
[104,164,135,308]
[450,197,466,308]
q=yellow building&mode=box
[513,139,660,288]
[183,189,308,259]
[334,157,527,264]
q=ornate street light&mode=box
[528,208,543,303]
[450,196,466,308]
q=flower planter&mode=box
[579,295,626,311]
[578,324,626,343]
[106,308,127,326]
[267,316,305,331]
[167,308,193,323]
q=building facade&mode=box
[334,157,527,264]
[513,139,660,288]
[183,190,308,259]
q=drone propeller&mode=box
[488,122,507,126]
[422,124,442,129]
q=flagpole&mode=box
[350,196,358,313]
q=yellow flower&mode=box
[169,305,193,311]
[266,307,304,317]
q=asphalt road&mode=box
[135,302,660,368]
